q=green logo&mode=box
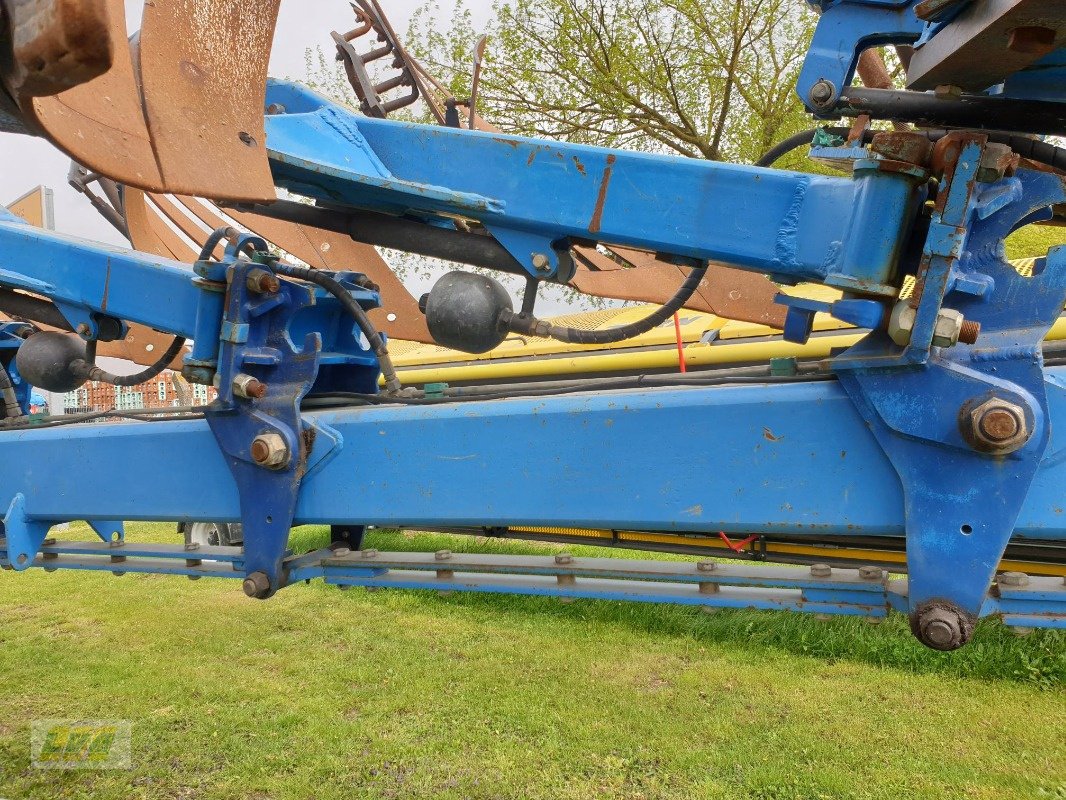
[31,720,131,769]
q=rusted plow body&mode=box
[3,0,279,201]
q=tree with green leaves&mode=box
[407,0,818,165]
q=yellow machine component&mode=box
[501,526,1066,578]
[388,291,1066,387]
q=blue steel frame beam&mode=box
[0,376,1063,541]
[263,81,918,292]
[0,218,201,339]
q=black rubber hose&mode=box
[73,335,186,387]
[272,262,402,394]
[198,226,239,260]
[755,127,851,167]
[757,126,1066,171]
[500,263,709,345]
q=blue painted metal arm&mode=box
[0,219,201,340]
[264,80,917,293]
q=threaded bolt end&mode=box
[959,320,981,345]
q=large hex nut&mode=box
[931,308,964,348]
[887,302,916,347]
[966,397,1031,454]
[250,433,291,469]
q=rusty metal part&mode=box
[959,319,981,344]
[223,203,430,342]
[964,397,1032,454]
[976,143,1019,183]
[333,0,497,132]
[117,186,432,342]
[856,50,911,131]
[914,0,967,22]
[0,0,112,101]
[232,373,266,400]
[869,131,934,168]
[251,433,289,469]
[246,269,280,295]
[123,188,198,262]
[137,0,279,201]
[856,49,894,91]
[333,0,420,119]
[908,0,1066,92]
[1,172,182,368]
[28,0,165,189]
[27,0,278,201]
[467,35,487,130]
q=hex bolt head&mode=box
[233,373,267,400]
[246,269,280,294]
[998,571,1029,588]
[435,549,453,561]
[965,398,1031,454]
[696,560,717,572]
[555,553,573,565]
[360,549,379,559]
[250,433,290,469]
[810,563,832,578]
[858,565,884,581]
[531,253,552,272]
[887,302,916,347]
[242,571,271,598]
[184,542,200,552]
[333,546,351,557]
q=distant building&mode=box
[62,369,215,416]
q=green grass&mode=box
[0,522,1063,800]
[1005,223,1066,262]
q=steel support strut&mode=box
[4,541,1065,632]
[839,138,1066,648]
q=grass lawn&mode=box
[0,522,1063,800]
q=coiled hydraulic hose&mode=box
[271,262,403,394]
[500,262,709,345]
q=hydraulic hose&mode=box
[198,226,240,260]
[500,263,709,345]
[272,262,403,394]
[73,335,186,387]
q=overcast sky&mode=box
[0,0,492,243]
